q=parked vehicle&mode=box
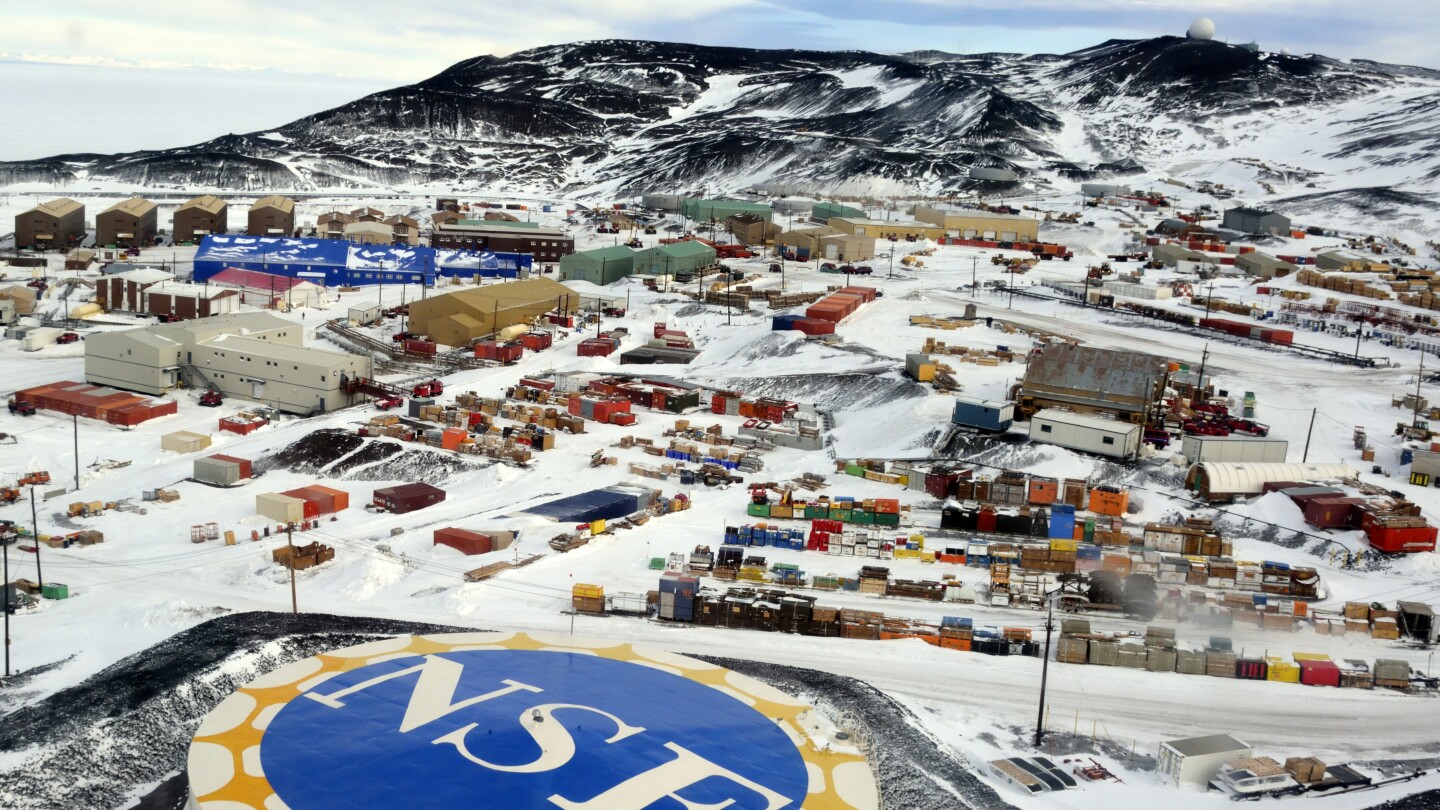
[820,262,837,271]
[56,332,79,344]
[375,396,404,411]
[198,389,223,407]
[7,399,36,417]
[392,331,422,343]
[768,263,782,273]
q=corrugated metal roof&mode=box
[179,195,226,214]
[251,196,296,213]
[103,197,156,217]
[1193,462,1356,495]
[1164,733,1250,757]
[34,197,83,217]
[1022,344,1167,413]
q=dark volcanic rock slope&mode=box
[2,37,1436,195]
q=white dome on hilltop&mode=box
[1187,18,1216,40]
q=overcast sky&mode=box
[0,0,1435,159]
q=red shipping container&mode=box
[839,286,877,303]
[1235,659,1268,680]
[518,378,555,391]
[309,484,349,511]
[711,394,728,414]
[1367,524,1438,553]
[519,332,553,351]
[567,395,582,416]
[403,339,437,356]
[977,509,997,533]
[434,528,493,556]
[210,454,254,480]
[577,338,617,357]
[610,412,637,426]
[1299,659,1341,687]
[282,489,322,520]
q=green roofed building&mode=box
[811,202,864,220]
[682,198,773,223]
[559,245,638,286]
[634,240,718,275]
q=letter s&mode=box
[432,703,645,774]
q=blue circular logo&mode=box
[260,650,810,809]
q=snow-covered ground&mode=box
[2,188,1440,809]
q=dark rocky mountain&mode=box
[1,37,1437,197]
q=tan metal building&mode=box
[343,221,393,245]
[247,196,297,236]
[0,284,38,315]
[15,197,86,250]
[775,226,841,257]
[1235,252,1296,279]
[84,311,370,414]
[818,233,876,262]
[96,197,159,248]
[913,205,1040,241]
[726,213,781,246]
[172,195,228,243]
[827,217,945,241]
[406,277,581,347]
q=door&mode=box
[825,243,839,260]
[251,381,265,398]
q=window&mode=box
[1102,436,1115,445]
[1040,424,1052,433]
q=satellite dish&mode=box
[1187,17,1216,40]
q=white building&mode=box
[1029,409,1141,458]
[83,311,371,414]
[1180,436,1288,464]
[1158,733,1252,788]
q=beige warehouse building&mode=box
[84,311,370,414]
[247,196,297,236]
[827,217,945,241]
[407,277,580,347]
[913,205,1040,242]
[96,197,159,248]
[172,195,228,242]
[15,198,86,250]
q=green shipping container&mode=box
[1083,520,1095,542]
[831,508,852,522]
[805,504,830,519]
[41,582,69,600]
[845,464,866,477]
[649,557,666,570]
[875,512,900,527]
[852,510,875,526]
[747,502,770,517]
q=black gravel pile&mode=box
[257,429,485,483]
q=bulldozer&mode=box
[0,486,19,505]
[17,471,50,487]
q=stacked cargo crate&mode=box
[572,583,605,614]
[567,393,635,425]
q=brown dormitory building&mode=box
[431,221,574,267]
[247,196,297,236]
[172,195,228,242]
[14,197,86,250]
[96,197,159,248]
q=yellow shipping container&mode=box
[572,584,605,599]
[1291,651,1331,662]
[916,364,936,382]
[1049,539,1078,552]
[589,519,606,535]
[909,533,926,549]
[738,566,767,582]
[920,551,937,563]
[1265,656,1301,683]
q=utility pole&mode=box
[1413,353,1426,430]
[1193,343,1211,409]
[1008,264,1016,310]
[1203,282,1216,319]
[3,520,11,677]
[72,414,79,491]
[971,255,978,298]
[1034,591,1056,748]
[1302,408,1317,462]
[29,488,42,589]
[286,524,297,615]
[1354,325,1364,361]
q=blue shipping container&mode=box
[951,397,1015,432]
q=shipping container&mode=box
[402,339,437,355]
[256,492,305,523]
[161,430,213,454]
[434,527,494,555]
[193,454,251,486]
[372,482,447,514]
[951,397,1014,432]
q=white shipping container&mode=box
[1029,409,1141,459]
[1181,435,1289,464]
[21,327,64,351]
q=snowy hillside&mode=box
[3,37,1440,205]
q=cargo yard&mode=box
[5,179,1440,809]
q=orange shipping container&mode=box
[1027,478,1058,504]
[1089,488,1130,517]
[441,427,467,451]
[308,484,350,512]
[940,637,972,652]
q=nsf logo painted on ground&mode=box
[187,632,879,810]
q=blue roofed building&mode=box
[193,235,532,286]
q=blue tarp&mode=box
[517,486,648,523]
[193,235,532,285]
